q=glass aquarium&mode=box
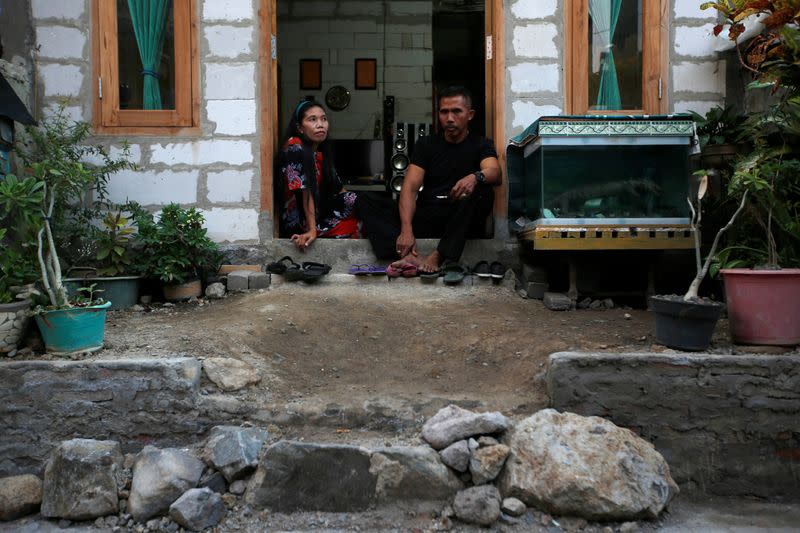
[507,116,696,230]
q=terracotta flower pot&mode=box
[163,279,202,302]
[721,268,800,346]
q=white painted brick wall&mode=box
[339,1,383,17]
[675,24,719,58]
[36,26,86,60]
[673,61,726,95]
[202,208,260,242]
[205,63,256,100]
[207,100,257,136]
[674,100,719,116]
[512,0,557,20]
[512,101,562,129]
[150,140,254,166]
[674,0,716,20]
[202,0,254,22]
[513,24,558,59]
[31,0,84,20]
[82,144,143,167]
[204,26,254,58]
[107,169,199,206]
[207,170,254,203]
[42,103,84,123]
[291,1,337,18]
[509,63,560,93]
[39,64,83,97]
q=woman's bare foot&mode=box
[391,253,421,268]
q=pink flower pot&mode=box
[721,268,800,346]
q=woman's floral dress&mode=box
[279,137,359,238]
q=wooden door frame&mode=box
[259,0,506,234]
[565,0,668,115]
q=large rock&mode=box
[469,444,510,485]
[370,446,463,501]
[128,446,204,522]
[498,409,678,520]
[202,426,269,482]
[421,405,510,450]
[203,357,261,391]
[245,441,376,512]
[0,474,42,520]
[41,439,123,520]
[453,485,501,526]
[169,488,225,531]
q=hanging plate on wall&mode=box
[325,85,350,111]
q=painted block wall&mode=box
[277,0,433,139]
[30,0,263,243]
[505,0,728,136]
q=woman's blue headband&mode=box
[294,100,313,120]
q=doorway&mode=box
[259,0,504,232]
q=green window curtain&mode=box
[126,0,170,110]
[589,0,622,110]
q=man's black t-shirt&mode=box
[410,132,497,202]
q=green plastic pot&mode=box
[34,301,112,355]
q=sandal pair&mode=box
[348,264,387,276]
[473,260,506,279]
[267,256,330,283]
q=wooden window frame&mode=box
[92,0,200,135]
[565,0,668,115]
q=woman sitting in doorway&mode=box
[279,99,359,250]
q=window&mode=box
[566,0,667,115]
[94,0,198,132]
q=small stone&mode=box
[501,497,526,517]
[439,440,470,473]
[477,436,498,447]
[131,305,144,312]
[162,302,175,308]
[248,272,270,290]
[452,485,501,526]
[578,297,592,309]
[543,292,572,311]
[229,480,247,495]
[619,521,639,532]
[589,299,603,309]
[602,298,615,309]
[624,313,632,320]
[468,438,479,452]
[205,282,226,299]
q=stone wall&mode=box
[30,0,263,243]
[547,352,800,498]
[505,0,728,134]
[0,358,225,477]
[277,0,433,139]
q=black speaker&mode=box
[389,122,409,193]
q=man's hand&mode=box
[450,174,478,200]
[396,230,417,258]
[291,228,318,251]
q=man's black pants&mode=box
[357,187,494,262]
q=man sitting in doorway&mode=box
[357,85,502,273]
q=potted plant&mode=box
[0,174,44,354]
[62,206,143,310]
[690,105,748,170]
[702,0,800,346]
[17,106,133,354]
[135,203,222,301]
[649,174,748,351]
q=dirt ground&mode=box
[23,278,724,428]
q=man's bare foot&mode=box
[417,251,442,273]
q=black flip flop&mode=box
[300,261,332,283]
[472,260,491,278]
[419,268,441,283]
[489,261,506,279]
[267,256,297,275]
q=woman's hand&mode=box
[396,230,417,258]
[291,228,318,250]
